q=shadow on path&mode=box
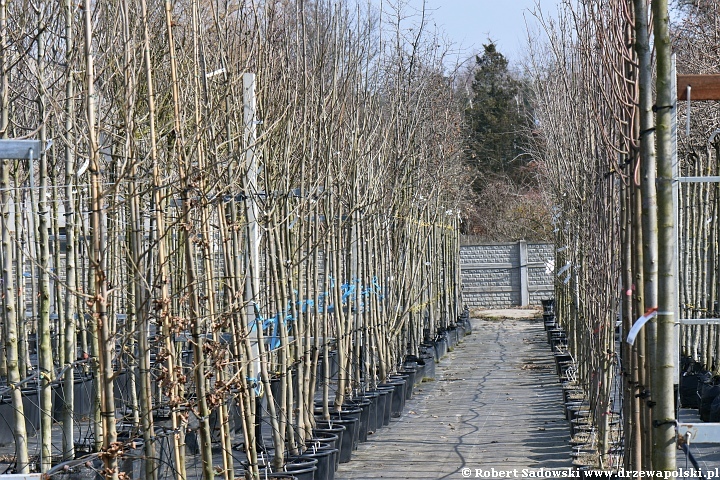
[335,317,572,480]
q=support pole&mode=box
[242,72,262,446]
[652,0,678,472]
[519,240,529,307]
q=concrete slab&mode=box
[335,317,572,479]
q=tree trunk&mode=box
[0,2,29,465]
[651,0,677,472]
[83,2,118,477]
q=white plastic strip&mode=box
[557,262,571,276]
[627,308,658,345]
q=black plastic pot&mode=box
[551,329,567,345]
[0,387,42,444]
[554,352,573,376]
[543,313,556,331]
[680,370,703,409]
[312,426,343,469]
[260,456,318,480]
[357,391,380,433]
[404,357,426,386]
[315,360,329,390]
[546,327,563,344]
[300,443,336,480]
[272,457,318,480]
[270,376,282,406]
[403,361,418,383]
[558,362,574,380]
[570,417,591,437]
[376,386,393,426]
[462,313,472,334]
[447,326,459,347]
[434,334,448,359]
[421,354,436,381]
[51,372,95,422]
[420,342,437,362]
[563,392,585,418]
[246,472,298,480]
[341,401,370,443]
[312,404,335,418]
[542,298,555,314]
[392,369,415,401]
[316,417,358,462]
[414,361,426,385]
[566,402,590,423]
[700,384,720,421]
[310,432,340,451]
[327,350,339,380]
[381,378,406,417]
[562,385,584,403]
[371,390,386,429]
[313,400,360,419]
[308,437,339,473]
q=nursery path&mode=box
[335,315,572,480]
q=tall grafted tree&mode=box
[464,42,526,187]
[652,0,677,471]
[0,2,468,478]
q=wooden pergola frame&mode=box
[677,74,720,101]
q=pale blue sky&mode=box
[396,0,561,65]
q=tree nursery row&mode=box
[0,0,469,479]
[528,0,720,473]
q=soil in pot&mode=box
[563,388,585,405]
[570,418,593,437]
[571,451,598,469]
[569,431,595,446]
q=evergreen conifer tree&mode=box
[464,43,527,189]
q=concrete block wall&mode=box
[527,243,555,306]
[460,243,517,266]
[460,241,554,308]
